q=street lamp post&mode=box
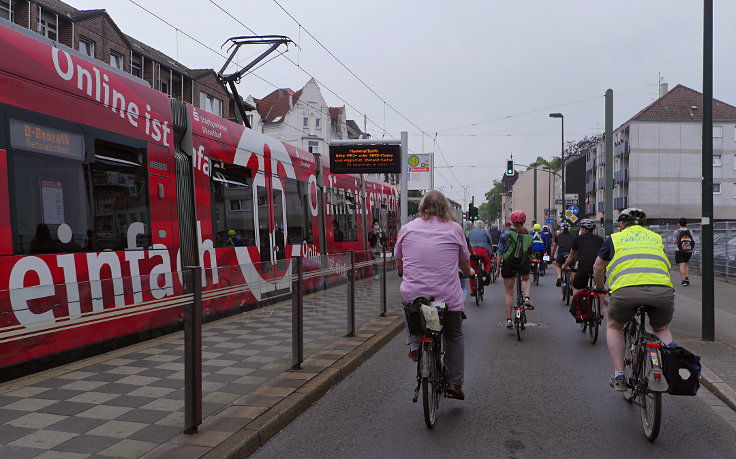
[549,113,565,220]
[541,166,562,229]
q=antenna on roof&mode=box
[217,35,294,128]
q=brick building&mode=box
[1,0,233,119]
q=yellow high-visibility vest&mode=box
[606,225,673,293]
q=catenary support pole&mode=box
[347,251,356,336]
[702,0,715,341]
[184,266,202,434]
[605,89,614,236]
[381,253,387,316]
[400,131,409,225]
[291,257,303,369]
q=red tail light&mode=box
[646,343,661,348]
[420,337,433,342]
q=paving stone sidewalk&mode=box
[0,272,405,458]
[668,272,736,412]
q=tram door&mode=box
[255,184,290,298]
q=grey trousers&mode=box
[406,311,465,386]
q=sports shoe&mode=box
[470,291,476,297]
[407,349,419,362]
[524,297,534,310]
[609,374,627,391]
[685,278,690,286]
[446,384,465,400]
[556,277,562,287]
[681,280,687,287]
[506,319,513,329]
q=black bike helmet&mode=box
[560,222,571,230]
[578,218,596,229]
[618,208,647,226]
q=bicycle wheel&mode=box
[564,273,572,306]
[475,273,483,306]
[515,313,522,341]
[479,280,484,301]
[533,263,539,286]
[589,296,600,344]
[421,342,437,428]
[640,389,662,441]
[621,324,638,403]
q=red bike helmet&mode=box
[504,221,512,227]
[510,210,526,224]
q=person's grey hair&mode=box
[474,220,485,228]
[491,224,498,230]
[418,190,455,222]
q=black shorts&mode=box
[675,251,692,264]
[501,260,531,279]
[556,253,570,265]
[573,265,593,290]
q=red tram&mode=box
[0,21,398,370]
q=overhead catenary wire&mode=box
[266,0,464,188]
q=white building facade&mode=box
[584,84,736,223]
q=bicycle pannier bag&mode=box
[677,229,695,253]
[569,288,591,322]
[662,344,701,396]
[404,299,428,335]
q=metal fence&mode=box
[650,221,736,280]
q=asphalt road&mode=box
[252,273,736,458]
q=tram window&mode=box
[91,140,150,250]
[8,125,149,254]
[9,152,90,254]
[211,161,255,247]
[331,188,357,242]
[284,178,314,244]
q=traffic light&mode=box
[468,205,478,221]
[505,160,514,176]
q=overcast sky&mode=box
[66,0,736,205]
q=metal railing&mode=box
[651,222,736,280]
[183,249,396,433]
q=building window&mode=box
[246,114,253,127]
[307,140,318,154]
[199,92,222,117]
[38,11,57,41]
[713,126,723,138]
[79,38,95,57]
[315,118,321,128]
[1,0,12,21]
[303,117,309,128]
[159,68,171,95]
[131,55,142,78]
[109,52,124,70]
[713,183,721,194]
[713,155,722,167]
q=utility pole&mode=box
[702,0,714,341]
[400,131,409,225]
[604,89,614,236]
[533,166,538,223]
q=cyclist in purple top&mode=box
[395,190,474,400]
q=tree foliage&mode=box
[478,180,503,223]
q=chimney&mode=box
[659,82,669,98]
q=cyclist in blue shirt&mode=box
[530,224,547,275]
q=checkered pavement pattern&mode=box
[0,273,403,458]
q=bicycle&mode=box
[561,268,572,305]
[621,305,667,441]
[489,254,497,284]
[531,258,540,286]
[471,254,485,306]
[577,277,604,344]
[513,272,528,341]
[405,297,447,428]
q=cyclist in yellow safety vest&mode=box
[593,208,674,391]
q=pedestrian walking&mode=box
[673,217,695,286]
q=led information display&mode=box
[10,119,84,160]
[329,144,401,174]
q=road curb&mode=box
[699,364,736,412]
[204,314,406,458]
